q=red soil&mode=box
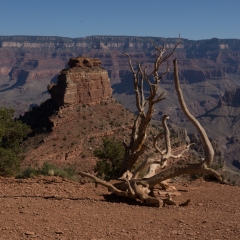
[0,176,240,240]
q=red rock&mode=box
[48,57,112,107]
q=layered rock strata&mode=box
[48,57,112,107]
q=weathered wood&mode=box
[120,41,181,174]
[79,45,223,208]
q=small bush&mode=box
[0,107,31,176]
[94,138,124,180]
[0,148,22,176]
[16,167,38,179]
[16,162,77,181]
[41,162,77,180]
[211,163,223,170]
[190,173,203,180]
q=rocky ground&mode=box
[0,176,239,240]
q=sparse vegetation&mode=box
[0,107,31,176]
[94,138,124,180]
[16,162,77,181]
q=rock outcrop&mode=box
[48,57,112,107]
[168,123,190,143]
[221,88,240,107]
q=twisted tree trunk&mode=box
[120,41,180,174]
[79,54,223,208]
[141,58,222,187]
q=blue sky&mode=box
[1,0,239,40]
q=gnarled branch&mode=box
[173,59,214,167]
[121,41,181,173]
[141,59,222,187]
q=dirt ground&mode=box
[0,176,240,240]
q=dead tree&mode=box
[134,113,192,190]
[79,55,223,207]
[120,41,181,174]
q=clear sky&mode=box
[1,0,239,40]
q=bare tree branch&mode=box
[79,171,128,197]
[141,59,223,187]
[79,52,223,208]
[171,143,194,159]
[153,132,165,155]
[144,163,222,188]
[173,59,214,167]
[141,113,189,180]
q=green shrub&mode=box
[16,166,38,178]
[0,107,31,176]
[190,173,203,180]
[211,162,223,170]
[94,138,124,180]
[16,162,77,181]
[0,148,22,176]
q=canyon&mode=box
[1,41,240,239]
[1,35,240,172]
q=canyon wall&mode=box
[1,35,240,170]
[1,36,240,116]
[0,35,240,119]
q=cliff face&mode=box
[2,35,240,173]
[1,35,240,148]
[48,57,112,106]
[1,36,240,87]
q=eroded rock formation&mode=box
[1,35,240,172]
[221,88,240,107]
[48,57,112,107]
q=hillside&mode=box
[20,56,185,177]
[1,35,240,171]
[19,56,136,173]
